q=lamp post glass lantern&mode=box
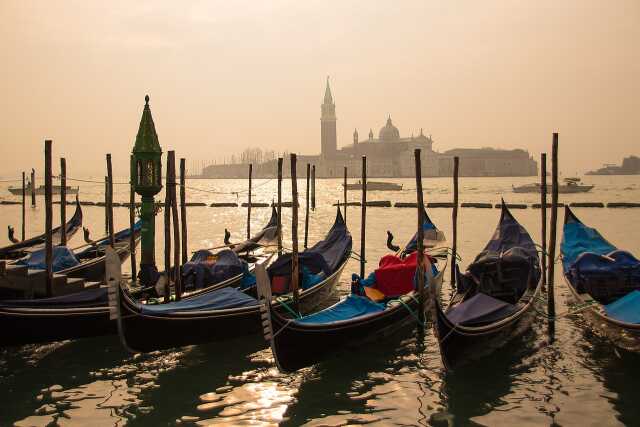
[131,95,163,286]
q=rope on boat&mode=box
[350,251,366,264]
[531,295,597,320]
[275,295,302,319]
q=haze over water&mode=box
[0,176,639,426]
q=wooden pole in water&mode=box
[30,168,36,207]
[44,140,53,297]
[104,176,109,234]
[21,171,25,241]
[247,163,252,239]
[343,166,348,224]
[129,156,137,285]
[311,165,316,211]
[304,163,310,249]
[450,156,459,289]
[360,156,367,278]
[106,154,115,247]
[60,158,67,246]
[290,153,300,310]
[277,158,283,256]
[414,149,426,324]
[163,154,172,303]
[541,153,547,292]
[180,158,188,265]
[548,133,559,324]
[169,152,182,301]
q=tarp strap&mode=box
[390,295,425,327]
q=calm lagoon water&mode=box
[0,175,639,426]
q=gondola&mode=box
[110,207,352,353]
[0,199,83,260]
[0,210,280,347]
[258,207,447,372]
[561,207,640,352]
[433,201,542,370]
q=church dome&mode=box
[378,117,400,141]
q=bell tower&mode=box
[321,76,337,158]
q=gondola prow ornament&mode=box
[131,95,163,286]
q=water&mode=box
[1,175,639,426]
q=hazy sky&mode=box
[1,0,638,177]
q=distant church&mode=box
[309,78,440,178]
[202,78,537,178]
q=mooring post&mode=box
[247,163,252,239]
[44,140,53,297]
[21,171,25,241]
[343,166,348,224]
[541,153,547,292]
[548,133,559,331]
[277,158,283,256]
[180,158,188,265]
[30,168,36,207]
[290,154,300,311]
[414,149,426,324]
[304,163,310,249]
[104,176,109,234]
[311,164,316,211]
[163,154,172,303]
[106,154,115,247]
[60,158,67,246]
[360,156,367,278]
[169,152,182,301]
[129,155,137,285]
[451,156,459,289]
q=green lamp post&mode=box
[131,95,162,285]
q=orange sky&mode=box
[0,0,638,177]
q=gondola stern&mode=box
[564,205,580,225]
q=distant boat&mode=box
[8,182,79,196]
[343,181,403,191]
[512,178,593,194]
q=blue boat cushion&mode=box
[561,220,616,272]
[446,293,517,326]
[295,294,385,324]
[568,250,640,304]
[605,290,640,324]
[0,287,107,308]
[140,287,258,315]
[17,245,80,272]
[182,249,246,291]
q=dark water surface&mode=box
[1,176,639,426]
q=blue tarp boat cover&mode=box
[605,290,640,324]
[182,249,246,290]
[140,287,258,315]
[446,293,517,326]
[0,287,108,308]
[17,245,81,272]
[561,219,617,272]
[268,208,352,278]
[232,207,278,253]
[295,294,385,324]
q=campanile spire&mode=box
[320,76,337,158]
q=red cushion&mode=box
[271,275,290,294]
[374,252,433,297]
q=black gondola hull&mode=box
[116,260,346,353]
[0,307,114,346]
[434,278,541,370]
[269,269,444,372]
